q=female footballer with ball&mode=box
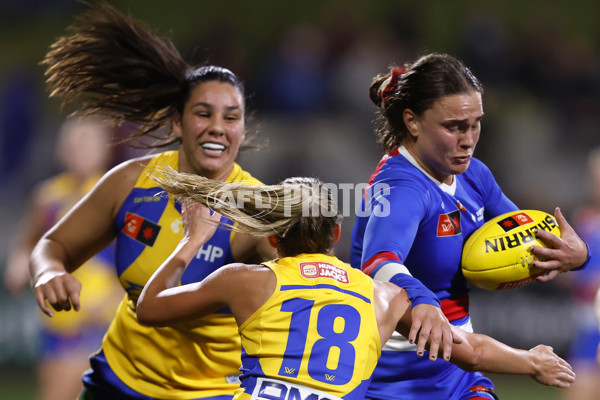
[351,53,590,400]
[136,172,575,400]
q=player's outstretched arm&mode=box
[30,160,138,317]
[449,330,575,388]
[379,282,575,388]
[532,207,589,282]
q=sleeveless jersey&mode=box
[235,254,380,400]
[350,147,516,399]
[37,172,117,335]
[103,151,262,399]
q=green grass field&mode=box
[0,368,562,400]
[488,373,561,399]
[0,366,36,400]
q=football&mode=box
[461,210,561,291]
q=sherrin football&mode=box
[461,210,561,291]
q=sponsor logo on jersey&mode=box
[250,377,342,400]
[195,244,225,263]
[299,262,349,284]
[437,210,461,237]
[476,207,485,222]
[122,212,161,246]
[133,195,163,203]
[496,212,534,232]
[485,215,558,253]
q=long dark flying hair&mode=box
[41,1,246,149]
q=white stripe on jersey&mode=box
[372,262,412,282]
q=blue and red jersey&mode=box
[350,146,516,399]
[351,146,516,309]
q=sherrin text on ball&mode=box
[461,210,561,290]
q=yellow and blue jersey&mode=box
[235,254,380,400]
[96,150,262,399]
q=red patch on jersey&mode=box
[299,262,349,284]
[122,212,161,247]
[437,210,462,237]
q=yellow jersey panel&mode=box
[104,150,262,399]
[237,254,381,400]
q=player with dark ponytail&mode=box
[31,2,274,399]
[352,52,589,399]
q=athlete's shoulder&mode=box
[113,151,177,189]
[373,152,427,186]
[460,157,502,195]
[463,157,493,178]
[87,153,161,210]
[113,152,159,174]
[367,156,432,206]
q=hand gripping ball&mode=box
[461,210,560,290]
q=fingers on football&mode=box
[532,228,562,249]
[530,253,561,270]
[535,270,560,282]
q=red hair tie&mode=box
[377,67,406,106]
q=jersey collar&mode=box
[397,146,457,195]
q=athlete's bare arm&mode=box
[137,201,277,327]
[30,156,152,316]
[374,281,575,388]
[373,280,455,362]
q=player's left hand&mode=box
[531,207,588,282]
[409,304,460,362]
[181,200,222,246]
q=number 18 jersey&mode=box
[236,254,381,400]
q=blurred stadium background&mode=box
[1,0,599,398]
